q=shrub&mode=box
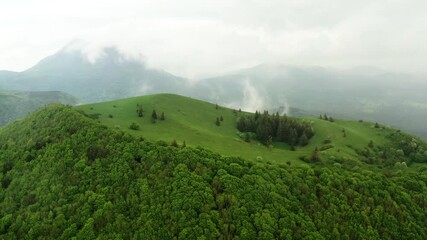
[129,122,140,130]
[320,145,334,151]
[170,140,179,148]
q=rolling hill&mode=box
[75,94,427,167]
[1,99,426,239]
[0,89,78,126]
[1,45,427,140]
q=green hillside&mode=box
[1,104,426,239]
[0,89,79,126]
[76,94,423,166]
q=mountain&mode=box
[191,64,427,139]
[0,47,189,103]
[0,89,78,125]
[1,46,427,140]
[1,99,426,239]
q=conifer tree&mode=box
[299,132,309,146]
[137,105,144,117]
[323,114,328,120]
[311,146,320,162]
[152,110,158,120]
[171,139,179,147]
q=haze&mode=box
[1,0,427,78]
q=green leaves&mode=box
[0,105,426,239]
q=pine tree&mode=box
[216,117,220,126]
[299,132,309,146]
[254,111,260,121]
[137,105,144,117]
[266,135,273,147]
[311,147,320,162]
[288,128,298,146]
[170,139,179,147]
[152,110,158,120]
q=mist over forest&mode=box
[1,1,427,239]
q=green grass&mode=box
[75,94,397,165]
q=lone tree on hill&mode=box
[220,116,224,121]
[216,117,221,126]
[152,110,158,120]
[170,139,179,148]
[137,105,144,117]
[160,112,165,120]
[311,147,320,162]
[368,140,374,148]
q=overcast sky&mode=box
[0,0,426,78]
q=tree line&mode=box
[237,111,314,147]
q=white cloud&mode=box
[0,0,426,77]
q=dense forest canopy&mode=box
[0,105,426,239]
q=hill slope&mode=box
[0,104,426,239]
[76,94,427,167]
[193,64,427,140]
[0,89,78,126]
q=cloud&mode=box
[241,80,264,112]
[0,0,426,77]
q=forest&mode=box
[237,111,314,147]
[0,105,426,239]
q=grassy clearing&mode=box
[76,94,396,165]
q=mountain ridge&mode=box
[1,46,427,140]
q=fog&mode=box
[1,0,427,79]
